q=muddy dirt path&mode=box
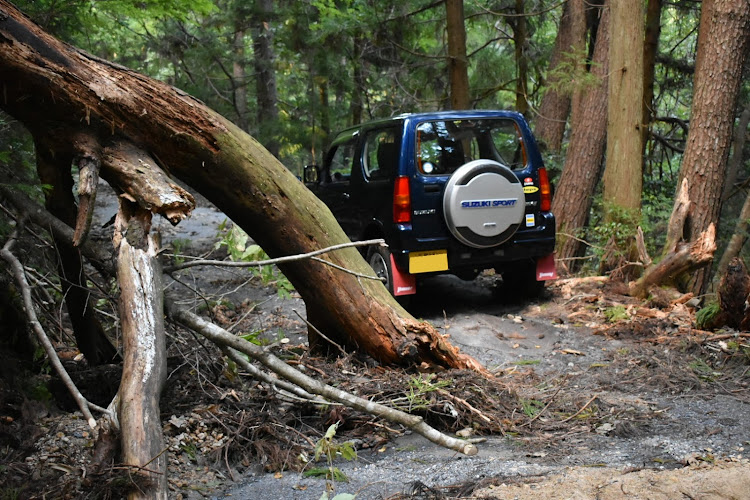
[88,184,750,499]
[211,274,750,500]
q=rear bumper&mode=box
[390,212,556,274]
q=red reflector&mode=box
[393,176,411,223]
[538,167,552,212]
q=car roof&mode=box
[334,110,524,136]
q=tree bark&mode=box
[600,0,644,277]
[511,0,529,115]
[678,0,750,295]
[251,0,280,158]
[551,2,610,271]
[534,0,586,152]
[715,106,750,278]
[115,202,168,499]
[642,0,662,158]
[0,1,481,371]
[445,0,470,110]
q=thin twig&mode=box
[164,238,386,272]
[560,394,599,423]
[519,376,568,428]
[293,309,348,356]
[1,230,106,428]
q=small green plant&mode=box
[170,238,191,265]
[695,302,720,329]
[689,358,721,382]
[520,398,545,419]
[401,373,452,412]
[513,359,541,366]
[604,305,629,323]
[303,423,358,500]
[180,441,198,462]
[214,220,295,298]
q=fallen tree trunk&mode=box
[0,1,480,371]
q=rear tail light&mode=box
[538,167,552,212]
[393,176,412,223]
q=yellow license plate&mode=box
[409,250,448,274]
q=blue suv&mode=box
[304,110,556,299]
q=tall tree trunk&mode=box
[642,0,662,159]
[0,1,481,371]
[512,0,529,116]
[715,105,750,278]
[678,0,750,295]
[232,26,249,133]
[551,2,611,271]
[445,0,470,110]
[350,34,365,125]
[534,0,586,152]
[601,0,645,276]
[252,0,280,158]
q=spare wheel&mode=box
[443,159,525,248]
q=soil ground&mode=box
[2,184,750,499]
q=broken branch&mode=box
[168,303,479,456]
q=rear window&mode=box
[416,118,526,175]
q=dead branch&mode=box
[164,238,387,274]
[629,223,716,298]
[115,202,168,499]
[664,178,690,255]
[0,230,102,428]
[221,346,332,405]
[101,141,195,228]
[168,303,479,456]
[72,133,102,247]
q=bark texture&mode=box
[551,2,610,271]
[445,0,470,110]
[0,2,481,371]
[678,0,750,294]
[116,204,168,499]
[534,0,586,151]
[603,0,644,214]
[715,106,750,278]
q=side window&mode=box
[327,140,356,183]
[363,128,398,180]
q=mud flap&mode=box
[536,253,558,281]
[391,255,416,295]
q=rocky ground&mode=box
[2,184,750,499]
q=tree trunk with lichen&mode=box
[0,1,481,372]
[116,204,168,499]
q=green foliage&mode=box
[303,423,358,499]
[604,305,629,323]
[520,398,544,419]
[546,47,603,97]
[396,373,452,412]
[695,302,720,330]
[689,358,721,382]
[214,220,294,298]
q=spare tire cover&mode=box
[443,159,525,248]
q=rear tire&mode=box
[367,246,412,307]
[367,246,394,295]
